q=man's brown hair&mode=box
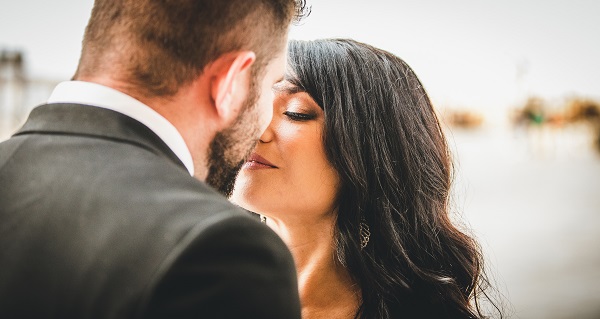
[75,0,308,96]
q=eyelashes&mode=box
[283,111,317,122]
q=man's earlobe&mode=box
[211,51,256,122]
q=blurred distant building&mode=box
[508,95,600,155]
[0,50,25,137]
[0,49,58,140]
[440,107,485,130]
[564,97,600,152]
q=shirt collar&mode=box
[47,81,195,176]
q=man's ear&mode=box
[210,51,256,122]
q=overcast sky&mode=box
[1,0,599,112]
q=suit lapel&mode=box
[15,103,187,172]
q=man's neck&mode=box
[75,75,214,180]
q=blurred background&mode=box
[1,1,599,317]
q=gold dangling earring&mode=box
[359,219,371,249]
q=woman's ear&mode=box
[210,51,256,122]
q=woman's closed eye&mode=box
[283,111,316,121]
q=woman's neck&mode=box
[265,216,360,319]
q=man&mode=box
[0,0,307,318]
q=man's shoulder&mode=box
[137,205,299,319]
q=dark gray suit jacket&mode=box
[0,103,301,319]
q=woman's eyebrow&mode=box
[273,82,304,94]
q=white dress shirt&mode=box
[47,81,194,176]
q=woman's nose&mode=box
[258,119,275,143]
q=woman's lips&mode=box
[244,153,278,170]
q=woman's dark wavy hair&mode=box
[286,39,501,318]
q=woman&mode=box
[231,39,499,318]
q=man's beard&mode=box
[205,86,261,197]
